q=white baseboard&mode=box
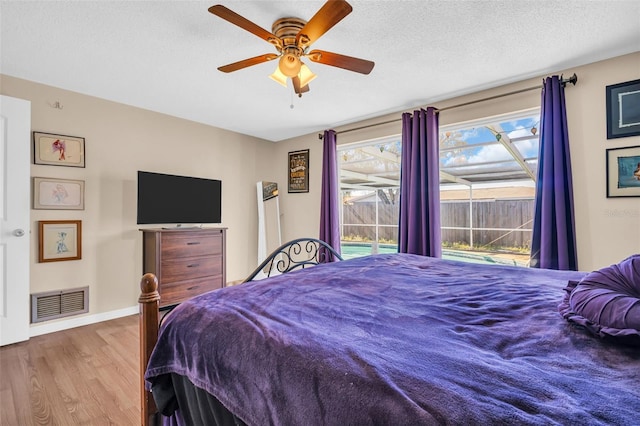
[29,305,138,337]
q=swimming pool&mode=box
[340,243,525,266]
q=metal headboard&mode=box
[244,237,343,282]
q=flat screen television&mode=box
[137,171,222,225]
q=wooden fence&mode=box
[342,198,534,249]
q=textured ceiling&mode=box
[2,0,639,142]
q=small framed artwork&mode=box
[38,220,82,262]
[261,181,279,201]
[606,79,640,139]
[33,131,85,167]
[288,149,309,193]
[33,177,85,210]
[606,145,640,197]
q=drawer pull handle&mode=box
[187,264,199,268]
[186,242,200,245]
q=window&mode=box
[338,109,540,266]
[339,139,401,259]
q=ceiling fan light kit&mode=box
[269,66,289,88]
[298,64,317,87]
[208,0,374,97]
[278,48,302,77]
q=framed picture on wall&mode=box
[606,79,640,139]
[38,220,82,262]
[288,149,309,193]
[33,177,85,210]
[606,145,640,197]
[33,131,85,167]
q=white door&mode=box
[0,95,31,346]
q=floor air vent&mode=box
[31,286,89,323]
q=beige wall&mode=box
[2,52,639,332]
[1,74,274,329]
[275,52,640,271]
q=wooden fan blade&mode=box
[292,76,310,96]
[209,5,280,47]
[218,54,279,73]
[307,50,374,74]
[296,0,352,48]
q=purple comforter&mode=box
[145,254,640,425]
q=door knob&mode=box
[13,229,25,237]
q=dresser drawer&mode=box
[161,232,222,258]
[160,276,223,306]
[161,255,223,283]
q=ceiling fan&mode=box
[208,0,375,97]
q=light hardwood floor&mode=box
[1,315,140,425]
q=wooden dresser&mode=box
[141,227,226,308]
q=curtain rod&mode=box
[318,73,577,139]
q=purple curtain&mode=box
[530,76,578,270]
[398,107,442,257]
[319,129,341,260]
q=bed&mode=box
[139,251,640,425]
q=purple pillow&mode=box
[559,254,640,345]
